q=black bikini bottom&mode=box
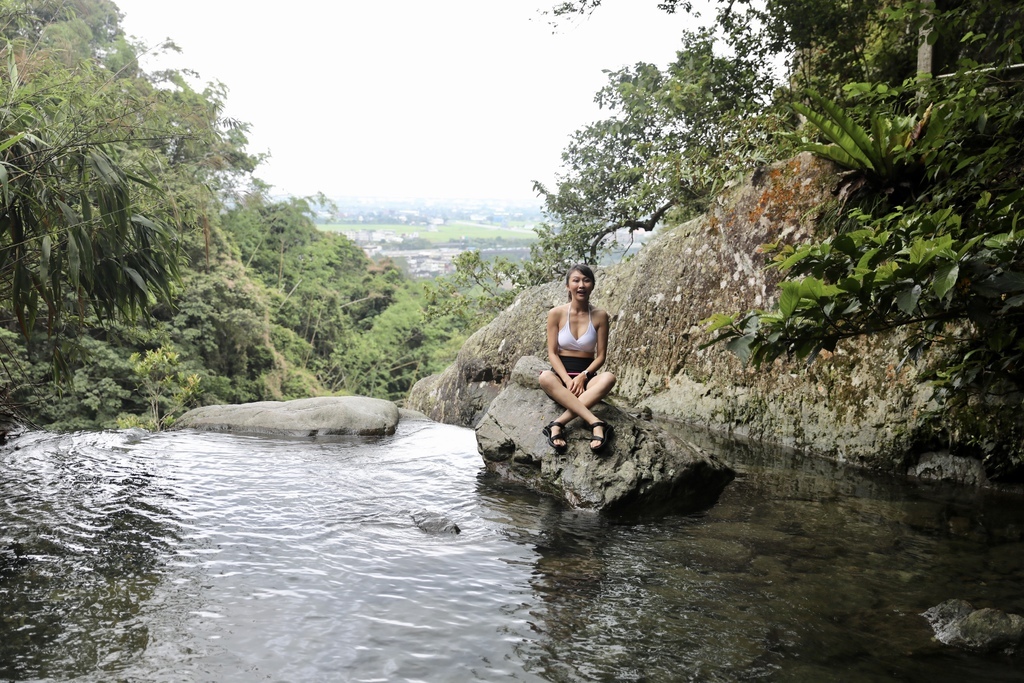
[552,355,592,385]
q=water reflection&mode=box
[2,421,1024,682]
[476,421,1024,682]
[0,431,176,681]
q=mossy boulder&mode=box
[407,153,972,476]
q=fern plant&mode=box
[791,90,924,188]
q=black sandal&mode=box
[588,421,613,453]
[543,420,568,453]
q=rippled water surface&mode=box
[2,419,1024,682]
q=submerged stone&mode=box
[411,511,461,534]
[475,356,734,515]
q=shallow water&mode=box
[1,420,1023,682]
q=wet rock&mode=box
[958,609,1024,652]
[908,450,988,486]
[398,407,431,423]
[411,511,461,534]
[474,356,734,514]
[407,283,556,429]
[921,599,975,641]
[176,396,400,437]
[0,542,28,575]
[922,599,1024,654]
[0,411,24,444]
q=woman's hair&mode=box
[565,263,595,300]
[565,263,595,284]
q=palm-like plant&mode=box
[0,46,180,377]
[791,90,926,189]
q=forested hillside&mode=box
[0,0,465,430]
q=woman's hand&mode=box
[569,374,588,397]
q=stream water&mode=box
[1,419,1023,682]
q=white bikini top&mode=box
[557,304,597,354]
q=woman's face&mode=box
[566,269,595,304]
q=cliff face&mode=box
[408,153,935,471]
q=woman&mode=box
[538,264,617,453]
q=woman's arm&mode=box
[586,309,610,375]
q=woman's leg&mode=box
[539,370,600,424]
[538,370,578,448]
[556,373,616,448]
[541,371,618,449]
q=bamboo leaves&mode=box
[0,53,181,377]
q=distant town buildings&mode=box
[340,229,406,244]
[386,248,464,276]
[311,196,655,278]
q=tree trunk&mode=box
[917,0,935,78]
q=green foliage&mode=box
[434,19,796,309]
[221,196,465,403]
[0,323,146,430]
[526,0,927,287]
[0,1,469,429]
[326,293,461,400]
[535,26,785,263]
[118,346,200,431]
[727,0,918,89]
[790,89,923,186]
[0,40,182,377]
[708,0,1024,473]
[518,0,1009,305]
[425,251,524,325]
[542,0,1024,473]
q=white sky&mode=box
[114,1,703,203]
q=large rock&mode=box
[923,599,1024,654]
[175,396,400,437]
[408,153,977,476]
[908,450,989,486]
[474,356,735,514]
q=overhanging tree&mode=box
[533,28,779,263]
[429,21,790,320]
[0,0,255,423]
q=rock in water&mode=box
[409,154,972,476]
[922,599,976,644]
[175,396,400,437]
[922,599,1024,654]
[411,511,461,534]
[475,356,734,515]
